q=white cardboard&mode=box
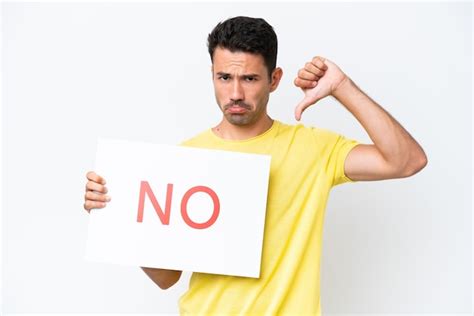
[85,138,271,278]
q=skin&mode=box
[210,47,283,140]
[83,49,428,290]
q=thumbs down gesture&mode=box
[293,56,349,121]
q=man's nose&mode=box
[230,80,244,102]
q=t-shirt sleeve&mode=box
[311,127,360,187]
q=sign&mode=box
[85,138,271,278]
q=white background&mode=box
[2,1,472,314]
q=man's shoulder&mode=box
[276,120,323,138]
[179,128,212,147]
[276,120,351,147]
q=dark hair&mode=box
[207,16,278,78]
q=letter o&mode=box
[181,185,220,229]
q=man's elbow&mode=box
[158,280,178,290]
[156,271,182,290]
[141,267,182,290]
[402,152,428,177]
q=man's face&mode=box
[211,47,281,126]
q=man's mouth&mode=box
[227,106,248,114]
[225,102,251,114]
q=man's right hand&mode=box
[83,171,111,212]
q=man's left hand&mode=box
[294,56,348,121]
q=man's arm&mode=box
[294,56,427,181]
[332,78,427,181]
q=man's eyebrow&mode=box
[242,73,260,78]
[216,72,261,78]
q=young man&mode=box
[83,16,427,315]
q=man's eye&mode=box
[219,76,229,81]
[245,77,255,81]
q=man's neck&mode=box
[212,115,274,141]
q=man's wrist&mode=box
[332,76,355,101]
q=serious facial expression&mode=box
[212,47,274,126]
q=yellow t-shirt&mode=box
[178,120,360,315]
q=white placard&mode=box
[85,138,271,278]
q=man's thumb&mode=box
[294,96,315,121]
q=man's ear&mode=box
[270,67,283,92]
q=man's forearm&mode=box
[332,77,427,173]
[141,267,182,290]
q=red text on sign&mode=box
[136,181,220,229]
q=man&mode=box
[83,16,427,314]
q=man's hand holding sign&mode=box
[85,171,182,290]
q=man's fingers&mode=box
[84,200,107,211]
[84,171,109,213]
[294,77,317,89]
[86,180,108,193]
[85,191,111,203]
[311,56,328,70]
[86,171,106,185]
[298,69,320,81]
[294,56,328,89]
[305,62,325,77]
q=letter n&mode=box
[137,181,173,224]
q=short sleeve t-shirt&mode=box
[178,120,360,315]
